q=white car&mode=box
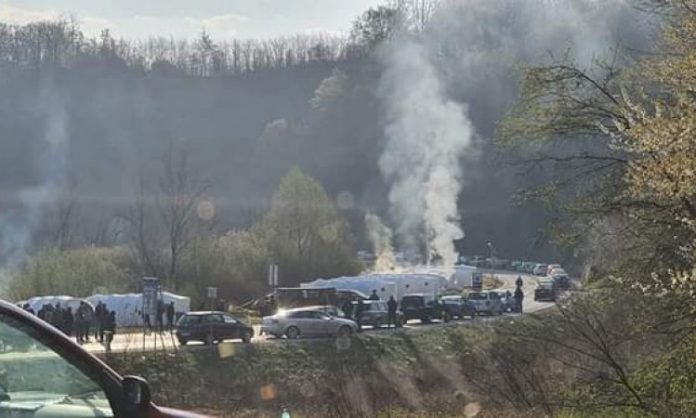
[262,307,358,339]
[532,263,548,276]
[467,291,504,316]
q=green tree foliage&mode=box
[258,168,361,287]
[179,231,270,306]
[7,246,133,300]
[495,2,696,416]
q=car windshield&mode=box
[2,1,678,416]
[0,313,113,415]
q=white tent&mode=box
[23,295,93,313]
[449,265,477,289]
[87,292,190,327]
[302,273,449,301]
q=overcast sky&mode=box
[0,0,385,40]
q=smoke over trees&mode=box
[0,0,655,300]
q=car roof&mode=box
[184,311,227,316]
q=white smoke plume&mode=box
[378,39,474,266]
[365,212,396,271]
[0,83,68,295]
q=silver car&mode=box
[261,308,358,339]
[467,291,504,316]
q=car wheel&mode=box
[178,339,187,346]
[241,329,253,343]
[373,318,381,329]
[286,326,300,339]
[205,334,215,345]
[337,325,352,337]
[422,315,431,324]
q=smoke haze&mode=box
[378,39,473,266]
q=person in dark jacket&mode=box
[104,311,116,352]
[64,307,74,337]
[94,302,104,342]
[341,298,353,320]
[387,296,398,328]
[514,286,524,313]
[515,276,524,288]
[156,300,165,333]
[22,304,35,315]
[355,299,365,330]
[369,290,380,301]
[166,302,175,332]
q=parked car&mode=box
[467,291,504,315]
[440,295,476,319]
[176,311,254,345]
[547,264,562,273]
[548,267,566,277]
[0,299,205,418]
[532,263,549,276]
[352,300,404,328]
[261,307,358,339]
[489,289,514,312]
[400,294,446,323]
[551,273,570,290]
[534,280,557,301]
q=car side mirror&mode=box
[122,375,152,415]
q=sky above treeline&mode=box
[0,0,385,39]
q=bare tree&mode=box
[127,171,160,278]
[158,142,210,289]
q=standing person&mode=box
[515,276,523,288]
[74,304,84,343]
[64,307,74,338]
[44,304,54,326]
[93,302,103,342]
[355,298,365,331]
[83,303,94,343]
[53,303,64,333]
[387,296,398,328]
[369,290,380,301]
[99,303,109,342]
[142,310,152,334]
[156,299,165,333]
[104,311,116,353]
[166,302,175,332]
[514,286,524,314]
[22,303,35,315]
[341,298,354,320]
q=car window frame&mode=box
[0,306,127,416]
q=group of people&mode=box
[141,300,176,333]
[22,301,116,345]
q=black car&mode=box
[176,311,254,345]
[440,295,476,319]
[400,294,446,323]
[534,280,557,302]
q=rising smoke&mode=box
[365,212,397,271]
[375,0,651,265]
[378,38,474,266]
[0,82,69,294]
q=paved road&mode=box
[76,271,554,354]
